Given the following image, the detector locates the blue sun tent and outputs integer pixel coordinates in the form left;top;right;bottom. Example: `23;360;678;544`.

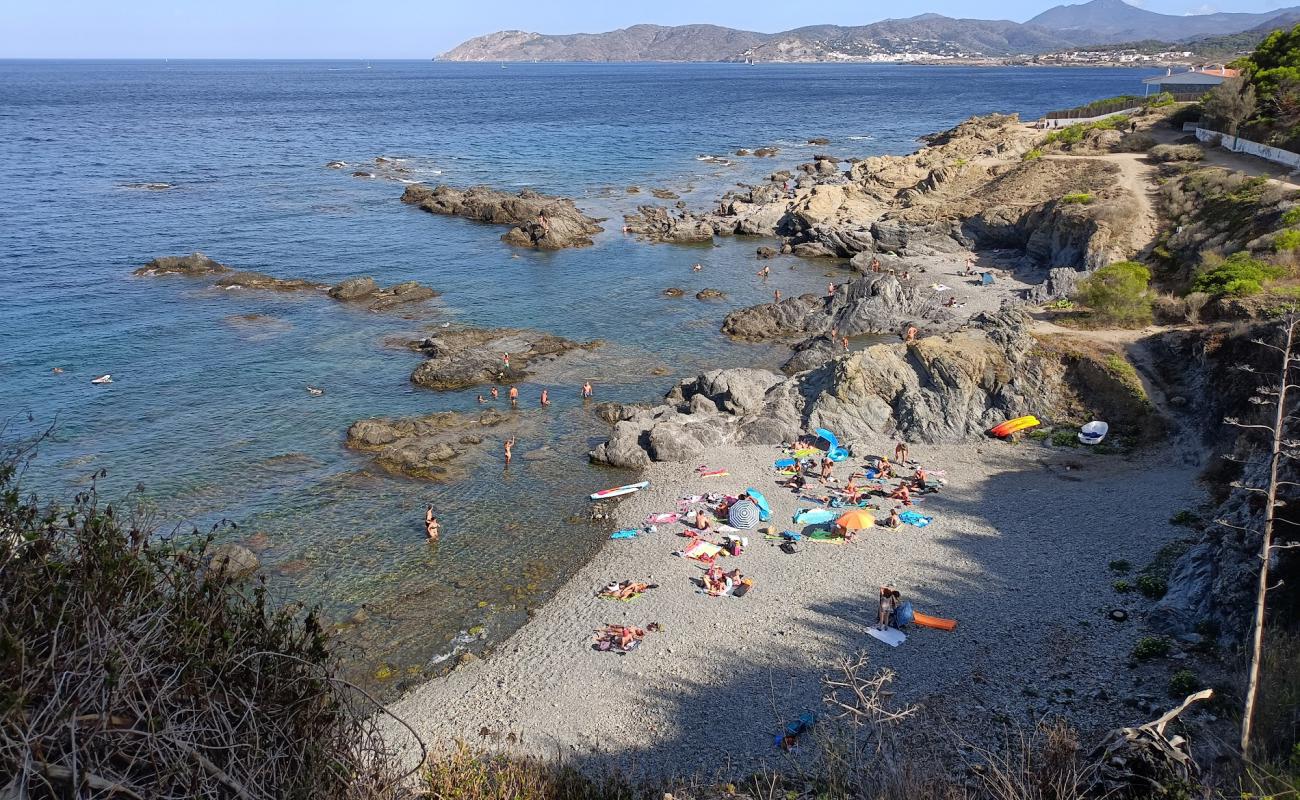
814;427;849;462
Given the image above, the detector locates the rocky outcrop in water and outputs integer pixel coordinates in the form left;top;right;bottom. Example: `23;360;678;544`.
346;409;510;480
622;206;714;244
133;252;231;277
328;277;439;310
400;184;603;250
409;327;600;391
721;274;948;342
214;272;327;292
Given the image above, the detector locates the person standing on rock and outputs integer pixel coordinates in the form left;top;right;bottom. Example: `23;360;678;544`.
903;325;918;343
582;381;593;399
841;336;849;351
540;389;550;407
827;283;836;297
508;386;519;407
536;212;550;233
870;257;881;273
502;352;510;369
504;437;515;465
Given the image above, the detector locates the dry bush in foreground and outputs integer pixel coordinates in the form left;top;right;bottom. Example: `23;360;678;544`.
0;441;420;799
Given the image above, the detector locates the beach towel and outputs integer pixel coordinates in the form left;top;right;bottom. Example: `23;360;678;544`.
610;529;639;540
867;626;907;648
898;510;933;528
680;539;724;562
930;283;952;291
645;512;679;525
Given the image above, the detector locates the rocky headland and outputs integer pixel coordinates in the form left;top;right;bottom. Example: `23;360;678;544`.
407;326;601;391
400;184;604;250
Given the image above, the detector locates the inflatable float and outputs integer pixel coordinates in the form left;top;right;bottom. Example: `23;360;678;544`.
988;415;1039;438
911;611;957;631
590;480;650;500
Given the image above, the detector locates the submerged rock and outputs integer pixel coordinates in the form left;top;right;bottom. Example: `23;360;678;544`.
214;272;327;292
409;326;600;391
400;184;603;250
133;252;231;277
695;288;726;300
208;543;260;580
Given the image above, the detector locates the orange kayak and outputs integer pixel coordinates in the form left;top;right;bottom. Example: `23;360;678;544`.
989;415;1039;438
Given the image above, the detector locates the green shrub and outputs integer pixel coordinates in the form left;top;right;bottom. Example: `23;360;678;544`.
1051;430;1080;447
1169;510;1198;526
1109;559;1133;574
1061;192;1094;205
1276;229;1300;252
1168;669;1200;697
1149;143;1203;162
1191;251;1286;296
1076;260;1154;327
1045;298;1075;310
1045;125;1086;146
1136;574;1168;599
1027;428;1051;440
1113;579;1133;593
1022;147;1044;161
1284;206;1300;226
1133;636;1172;660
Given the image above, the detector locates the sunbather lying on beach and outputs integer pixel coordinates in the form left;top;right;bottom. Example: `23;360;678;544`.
594;624;648;652
598;581;658;601
781;472;806;491
702;565;747;596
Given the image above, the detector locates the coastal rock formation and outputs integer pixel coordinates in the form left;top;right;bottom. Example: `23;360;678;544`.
701;114;1142;284
721;274;947;342
622;206;714;244
593;309;1165;468
408;327;600;391
328;277;439;310
400;184;603;250
214;272;327;292
133;252;231;277
346;409;509;479
695;288;725;300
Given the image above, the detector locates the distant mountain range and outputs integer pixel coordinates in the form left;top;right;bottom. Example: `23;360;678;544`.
438;0;1300;62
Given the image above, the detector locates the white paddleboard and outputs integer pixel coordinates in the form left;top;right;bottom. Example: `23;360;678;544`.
867;626;906;648
590;480;650;501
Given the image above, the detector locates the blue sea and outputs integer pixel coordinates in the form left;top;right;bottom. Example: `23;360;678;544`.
0;60;1154;691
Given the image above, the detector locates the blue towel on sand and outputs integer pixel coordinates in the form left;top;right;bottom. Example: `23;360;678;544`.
610;529;639;540
898;510;932;528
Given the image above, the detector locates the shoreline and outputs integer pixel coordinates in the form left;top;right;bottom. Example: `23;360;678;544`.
386;437;1202;777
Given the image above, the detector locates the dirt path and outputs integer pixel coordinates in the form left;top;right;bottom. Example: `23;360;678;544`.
1147;125;1300;191
1042;152;1160;257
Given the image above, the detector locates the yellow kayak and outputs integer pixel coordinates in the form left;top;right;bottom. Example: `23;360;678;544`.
989;415;1040;438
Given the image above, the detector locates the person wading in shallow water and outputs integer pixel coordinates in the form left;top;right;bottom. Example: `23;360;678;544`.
582;381;593;398
774;289;782;303
540;389;550;406
490;386;499;401
424;505;440;540
508;386;518;407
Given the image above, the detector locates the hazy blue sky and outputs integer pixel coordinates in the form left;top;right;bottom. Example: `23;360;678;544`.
1;0;1291;58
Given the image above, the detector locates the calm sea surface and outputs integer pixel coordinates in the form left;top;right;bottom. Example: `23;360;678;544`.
0;60;1154;691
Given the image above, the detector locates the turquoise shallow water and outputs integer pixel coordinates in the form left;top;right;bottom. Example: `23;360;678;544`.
0;60;1154;692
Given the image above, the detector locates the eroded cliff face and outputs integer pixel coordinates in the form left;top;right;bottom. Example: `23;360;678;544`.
701;114;1141;272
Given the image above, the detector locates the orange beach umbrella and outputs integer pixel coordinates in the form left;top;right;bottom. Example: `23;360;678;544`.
836;510;875;530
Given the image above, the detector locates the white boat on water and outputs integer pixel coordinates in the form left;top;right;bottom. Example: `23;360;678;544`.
90;374;112;385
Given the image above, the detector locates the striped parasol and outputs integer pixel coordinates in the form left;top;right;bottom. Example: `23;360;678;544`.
728;500;760;530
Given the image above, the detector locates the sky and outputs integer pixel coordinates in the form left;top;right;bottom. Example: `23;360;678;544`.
1;0;1294;59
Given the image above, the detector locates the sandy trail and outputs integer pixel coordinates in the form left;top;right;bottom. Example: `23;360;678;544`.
387;439;1199;779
